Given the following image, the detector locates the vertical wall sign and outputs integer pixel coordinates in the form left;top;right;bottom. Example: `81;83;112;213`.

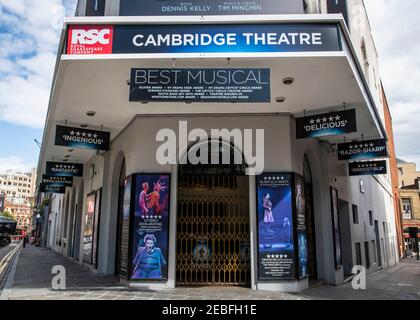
256;173;295;280
296;109;357;139
348;160;387;176
55;125;110;151
119;175;133;278
337;139;388;161
83;192;96;264
295;174;308;280
46;162;84;177
330;187;342;269
131;174;170;281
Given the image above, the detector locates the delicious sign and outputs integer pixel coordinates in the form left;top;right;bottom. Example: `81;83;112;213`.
349;160;387;176
338;139;387;161
55;125;110;151
130;68;270;102
296;109;357;139
46;162;84;177
67;24;341;55
120;0;304;16
42;175;73;187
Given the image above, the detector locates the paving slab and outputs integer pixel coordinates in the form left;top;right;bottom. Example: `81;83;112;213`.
3;246;420;300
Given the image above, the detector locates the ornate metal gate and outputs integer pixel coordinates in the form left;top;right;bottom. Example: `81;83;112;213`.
176;175;251;286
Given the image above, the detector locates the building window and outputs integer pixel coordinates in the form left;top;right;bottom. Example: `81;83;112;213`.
369;211;373;226
352;205;359;224
372;240;377;263
402;198;412;220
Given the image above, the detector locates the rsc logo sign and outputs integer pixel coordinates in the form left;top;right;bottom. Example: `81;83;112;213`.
71;28;112;45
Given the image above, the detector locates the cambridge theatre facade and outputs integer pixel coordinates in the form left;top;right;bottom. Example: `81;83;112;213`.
36;0;402;292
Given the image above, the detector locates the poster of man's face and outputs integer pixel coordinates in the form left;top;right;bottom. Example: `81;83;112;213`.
131;174;170;280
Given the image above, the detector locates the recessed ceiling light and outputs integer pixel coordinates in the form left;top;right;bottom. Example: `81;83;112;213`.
68;149;74;153
80;124;88;128
63;159;68;162
64;155;70;158
86;111;96;117
141;101;148;104
275;96;286;103
282;77;294;85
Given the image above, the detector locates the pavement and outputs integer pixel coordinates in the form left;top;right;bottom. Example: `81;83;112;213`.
1;245;420;300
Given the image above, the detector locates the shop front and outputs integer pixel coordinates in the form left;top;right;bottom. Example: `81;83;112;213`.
36;14;387;292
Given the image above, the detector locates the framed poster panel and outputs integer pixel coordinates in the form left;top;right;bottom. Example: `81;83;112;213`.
256;173;295;280
330;187;343;268
92;188;102;268
82;192;96;264
119;175;133;278
130;174;171;281
294;174;308;280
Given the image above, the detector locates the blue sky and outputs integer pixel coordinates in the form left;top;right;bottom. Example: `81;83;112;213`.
0;1;419;172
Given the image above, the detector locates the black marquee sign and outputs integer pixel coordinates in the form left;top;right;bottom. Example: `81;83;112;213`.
55;125;110;151
130;68;271;103
46;162;84;177
349;160;387;176
119;0;304;16
338;139;387;161
296;109;357;139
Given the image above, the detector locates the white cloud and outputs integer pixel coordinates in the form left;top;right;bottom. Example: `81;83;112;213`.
365;0;420;167
0;156;34;173
0;0;77;128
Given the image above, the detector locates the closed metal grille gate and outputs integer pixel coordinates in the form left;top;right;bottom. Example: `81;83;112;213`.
176;175;251;286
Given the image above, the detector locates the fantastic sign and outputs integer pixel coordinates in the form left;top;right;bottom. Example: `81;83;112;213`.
46;162;84;177
337;139;387;161
348;160;387;176
55;125;110;151
130;68;271;102
296;109;357;139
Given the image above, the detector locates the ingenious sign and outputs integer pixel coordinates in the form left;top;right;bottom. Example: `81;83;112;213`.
120;0;304;16
55;125;110;151
337;139;388;161
256;173;295;280
129;68;271;102
348;160;387;176
46;162;84;177
67;23;341;55
296;109;357;139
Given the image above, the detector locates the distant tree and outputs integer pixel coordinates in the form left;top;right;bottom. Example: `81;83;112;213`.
0;211;16;221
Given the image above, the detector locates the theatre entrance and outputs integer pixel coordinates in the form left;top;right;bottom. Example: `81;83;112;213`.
176;141;251;287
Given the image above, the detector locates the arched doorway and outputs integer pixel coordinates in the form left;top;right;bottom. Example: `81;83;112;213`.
303;155;318;282
176;139;251;287
115;159;126;275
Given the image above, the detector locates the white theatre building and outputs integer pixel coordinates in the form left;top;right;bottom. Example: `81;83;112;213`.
36;0;400;292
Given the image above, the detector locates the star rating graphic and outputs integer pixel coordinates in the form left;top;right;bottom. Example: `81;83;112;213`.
141;215;162;220
309;115;340;125
267;254;288;259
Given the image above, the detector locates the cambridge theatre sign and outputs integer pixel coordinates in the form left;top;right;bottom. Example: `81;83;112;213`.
66;23;342;55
